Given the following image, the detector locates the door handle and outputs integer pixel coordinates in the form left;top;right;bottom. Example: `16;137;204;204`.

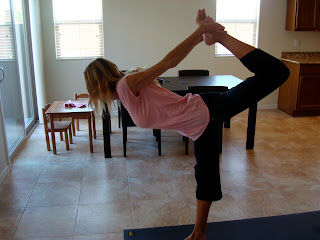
0;67;4;83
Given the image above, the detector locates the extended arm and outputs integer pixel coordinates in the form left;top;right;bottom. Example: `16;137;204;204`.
126;23;225;95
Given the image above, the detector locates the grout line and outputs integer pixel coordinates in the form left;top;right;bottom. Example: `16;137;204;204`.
11;152;48;239
72;152;88;236
165;155;194;224
125;157;136;229
233;135;301;215
254;165;301;214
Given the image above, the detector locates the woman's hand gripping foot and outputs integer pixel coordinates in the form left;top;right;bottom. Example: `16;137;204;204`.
196;9;227;45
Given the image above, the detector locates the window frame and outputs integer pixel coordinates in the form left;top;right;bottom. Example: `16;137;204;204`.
0;5;15;61
215;0;260;58
52;0;104;60
0;23;15;60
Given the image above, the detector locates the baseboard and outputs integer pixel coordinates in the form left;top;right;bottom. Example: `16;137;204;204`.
0;165;10;185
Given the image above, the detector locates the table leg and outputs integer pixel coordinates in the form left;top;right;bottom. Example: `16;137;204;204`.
103;108;112;158
65;130;69;150
50;115;57;154
92;112;96;139
88;114;93;153
72;118;76;136
69;126;73;144
246;103;257;149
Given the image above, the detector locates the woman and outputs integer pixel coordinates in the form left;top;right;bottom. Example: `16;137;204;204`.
84;10;289;240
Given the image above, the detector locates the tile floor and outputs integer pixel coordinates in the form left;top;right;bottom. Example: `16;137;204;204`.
0;109;320;239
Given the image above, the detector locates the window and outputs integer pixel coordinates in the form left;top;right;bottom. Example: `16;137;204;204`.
0;0;14;60
215;0;260;57
52;0;103;59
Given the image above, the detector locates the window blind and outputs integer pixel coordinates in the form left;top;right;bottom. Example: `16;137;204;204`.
52;0;103;59
0;6;15;60
215;0;260;57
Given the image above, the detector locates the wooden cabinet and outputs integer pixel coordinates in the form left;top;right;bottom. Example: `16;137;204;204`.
278;61;320;116
286;0;320;31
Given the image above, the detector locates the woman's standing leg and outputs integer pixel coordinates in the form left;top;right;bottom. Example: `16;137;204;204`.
186;33;289;240
186;120;222;240
185;200;212;240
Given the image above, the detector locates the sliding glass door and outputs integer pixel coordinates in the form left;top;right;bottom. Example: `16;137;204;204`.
12;0;37;131
0;80;10;181
0;0;37;156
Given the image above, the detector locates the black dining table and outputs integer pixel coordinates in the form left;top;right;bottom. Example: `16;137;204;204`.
102;75;257;158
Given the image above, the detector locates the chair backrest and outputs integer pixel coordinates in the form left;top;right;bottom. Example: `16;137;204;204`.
178;70;209;77
74;93;89;100
42;103;51;130
187;86;228;94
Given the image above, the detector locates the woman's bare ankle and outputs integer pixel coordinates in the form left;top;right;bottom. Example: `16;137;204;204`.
185;230;206;240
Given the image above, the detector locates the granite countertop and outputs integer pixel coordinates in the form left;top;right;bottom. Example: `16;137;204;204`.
281;52;320;64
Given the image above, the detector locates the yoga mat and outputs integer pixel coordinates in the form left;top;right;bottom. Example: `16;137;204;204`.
124;211;320;240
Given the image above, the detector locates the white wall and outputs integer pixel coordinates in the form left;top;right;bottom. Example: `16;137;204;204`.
39;0;320;109
29;0;47;123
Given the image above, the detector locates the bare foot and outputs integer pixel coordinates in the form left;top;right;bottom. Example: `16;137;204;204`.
196;10;226;46
184;232;206;240
203;16;226;45
196;9;212;45
196;9;207;25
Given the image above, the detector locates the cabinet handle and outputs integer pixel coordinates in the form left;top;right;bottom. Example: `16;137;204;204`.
0;67;4;83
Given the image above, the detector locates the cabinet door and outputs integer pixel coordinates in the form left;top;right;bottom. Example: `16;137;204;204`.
318;0;320;30
297;75;320;110
295;0;318;30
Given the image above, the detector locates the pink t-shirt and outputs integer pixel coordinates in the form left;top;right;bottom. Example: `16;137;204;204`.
116;77;210;141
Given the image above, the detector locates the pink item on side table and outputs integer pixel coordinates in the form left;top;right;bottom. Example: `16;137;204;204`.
64;100;86;108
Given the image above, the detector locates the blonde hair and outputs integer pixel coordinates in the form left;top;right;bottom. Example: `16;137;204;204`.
84;58;125;112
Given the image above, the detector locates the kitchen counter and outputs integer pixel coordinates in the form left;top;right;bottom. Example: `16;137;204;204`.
279;52;320;116
281;52;320;64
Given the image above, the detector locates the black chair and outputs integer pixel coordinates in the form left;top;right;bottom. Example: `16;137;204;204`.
178;70;209;154
117;70;128;128
120;102;161;157
185;86;228;155
117;100;122;128
178;69;209;76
